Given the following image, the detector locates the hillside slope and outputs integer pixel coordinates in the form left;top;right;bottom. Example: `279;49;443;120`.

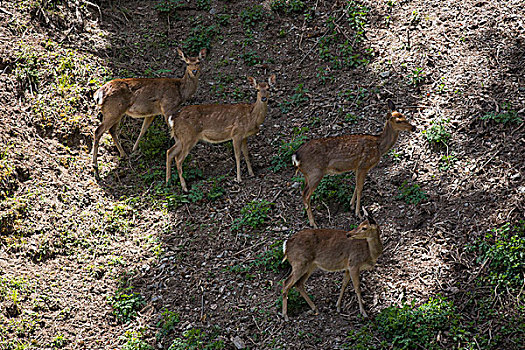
1;0;524;349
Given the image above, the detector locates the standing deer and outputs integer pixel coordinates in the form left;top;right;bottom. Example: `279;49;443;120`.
165;74;276;192
292;99;415;227
91;48;207;176
281;216;382;321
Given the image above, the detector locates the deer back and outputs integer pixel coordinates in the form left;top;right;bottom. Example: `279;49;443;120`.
285;229;371;272
295;134;383;175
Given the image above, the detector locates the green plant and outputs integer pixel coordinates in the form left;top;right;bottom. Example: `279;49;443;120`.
374;296;464;349
271;126;308;172
206;175;226;201
408;67;425;86
480;105;522;124
422;118;451;146
471;222;525;289
312;173;355;210
216;14;231;26
240;5;266;28
279;84;310;114
438;152;457;171
232;200;273;231
156;310;180;340
50;334;68;348
196;0;211;11
169;328;225;350
121;330;154;350
108;287;145;323
183;23;219;54
137;120;170;160
270;0;305;13
239;50;261;66
396;181;428;205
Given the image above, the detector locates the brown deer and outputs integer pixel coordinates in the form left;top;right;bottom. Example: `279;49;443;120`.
281;216;382;321
165;74;276;192
292;99;415;227
91;48;207;176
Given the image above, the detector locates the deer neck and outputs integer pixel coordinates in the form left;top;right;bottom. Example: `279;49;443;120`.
367;231;383;263
180;70;199;101
378;120;400;155
251;97;268;125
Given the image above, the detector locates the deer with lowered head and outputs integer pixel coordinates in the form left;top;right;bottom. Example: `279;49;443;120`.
91;48;207;176
165;74;276;192
292;99;416;227
281;215;382;321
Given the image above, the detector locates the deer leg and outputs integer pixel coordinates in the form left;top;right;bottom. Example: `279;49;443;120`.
241;138;254;177
303;171;324;228
108;124;128;159
354;170;368;218
166;141;182;185
132;116;155;152
295;270;318;315
232;137;243;183
350;170;358;209
336;270;352;313
350;266;368;318
282;266;314;321
175;142;195;193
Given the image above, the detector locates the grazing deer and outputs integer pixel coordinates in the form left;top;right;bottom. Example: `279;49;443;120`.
165;74;276;192
292;99;415;227
91;48;207;176
281;216;382;321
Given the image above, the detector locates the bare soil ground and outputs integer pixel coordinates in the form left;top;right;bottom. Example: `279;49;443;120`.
1;0;524;349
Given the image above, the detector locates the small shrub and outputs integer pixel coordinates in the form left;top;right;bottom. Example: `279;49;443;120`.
183;23;219;54
270;0;306;14
196;0;211;11
480;104;522;124
422;118;451;146
121;330;153;350
374;296;463;349
232;200;273;231
169;328;225;350
155;0;184;14
438;153;456;171
396;181;428;205
407;67;425;86
279;84;310;114
271;126;308;172
472;222;525;289
108;287;145;324
312;174;355;211
156;310;180;340
240;5;266;28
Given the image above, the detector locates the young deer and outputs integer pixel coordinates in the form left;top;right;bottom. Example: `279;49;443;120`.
281;216;382;321
293;99;415;227
165;74;276;192
91;48;207;176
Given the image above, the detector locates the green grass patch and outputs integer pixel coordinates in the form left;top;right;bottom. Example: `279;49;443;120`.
396;181;428;205
108;287;145;324
232;200;273;232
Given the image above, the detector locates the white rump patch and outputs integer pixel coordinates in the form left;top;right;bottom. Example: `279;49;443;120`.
282;239;287;255
168;115;175;128
94;89;104;105
292;154;299;167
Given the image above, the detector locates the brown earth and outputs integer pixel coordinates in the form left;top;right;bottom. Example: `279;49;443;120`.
0;0;524;349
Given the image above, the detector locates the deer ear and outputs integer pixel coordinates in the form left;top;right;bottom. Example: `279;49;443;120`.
199;48;207;60
387;99;396;112
247;76;257;88
177;48;188;63
268;74;276;87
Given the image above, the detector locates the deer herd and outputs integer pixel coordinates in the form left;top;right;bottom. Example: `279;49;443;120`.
92;48;416;321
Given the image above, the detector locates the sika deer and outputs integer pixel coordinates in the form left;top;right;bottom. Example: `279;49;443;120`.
293;99;415;227
92;48;207;176
281;216;382;321
166;74;276;192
